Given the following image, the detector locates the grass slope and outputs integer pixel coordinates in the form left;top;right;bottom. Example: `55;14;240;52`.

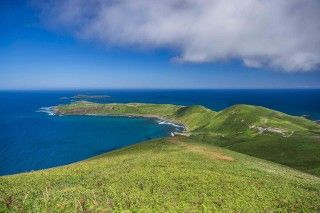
196;104;320;175
1;136;320;212
55;102;320;175
54;102;217;131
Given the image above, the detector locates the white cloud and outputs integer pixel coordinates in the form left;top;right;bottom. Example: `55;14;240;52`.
33;0;320;72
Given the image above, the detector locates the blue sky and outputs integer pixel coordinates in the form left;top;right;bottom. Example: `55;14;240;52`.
1;0;320;89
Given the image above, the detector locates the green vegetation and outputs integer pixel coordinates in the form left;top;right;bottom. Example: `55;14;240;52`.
55;102;320;175
1;136;320;212
1;102;320;211
54;102;215;131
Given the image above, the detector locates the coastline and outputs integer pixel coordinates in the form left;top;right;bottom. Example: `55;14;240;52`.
37;104;189;135
55;111;188;133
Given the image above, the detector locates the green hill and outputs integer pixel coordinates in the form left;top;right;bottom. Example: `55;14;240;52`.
194;104;320;175
174;105;217;131
1;136;320;212
54;102;320;176
203;104;319;135
1;102;320;211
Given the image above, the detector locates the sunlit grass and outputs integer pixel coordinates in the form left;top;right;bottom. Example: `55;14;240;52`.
1;137;320;212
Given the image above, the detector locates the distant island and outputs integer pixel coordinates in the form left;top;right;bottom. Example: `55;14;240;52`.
71;94;111;99
58;97;69;100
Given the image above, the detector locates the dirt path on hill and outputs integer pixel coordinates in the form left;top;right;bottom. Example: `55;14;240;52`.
168;137;234;161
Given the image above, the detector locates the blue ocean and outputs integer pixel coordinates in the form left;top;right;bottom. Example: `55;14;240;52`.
0;89;319;175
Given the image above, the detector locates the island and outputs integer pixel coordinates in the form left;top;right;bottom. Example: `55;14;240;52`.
71;94;111;99
1;102;320;212
58;97;69;100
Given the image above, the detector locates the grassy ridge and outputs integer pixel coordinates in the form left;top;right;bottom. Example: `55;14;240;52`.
1;136;320;212
54;102;217;131
55;102;320;175
203;104;319;135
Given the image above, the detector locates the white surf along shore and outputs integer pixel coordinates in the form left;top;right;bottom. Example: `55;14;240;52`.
37;107;55;116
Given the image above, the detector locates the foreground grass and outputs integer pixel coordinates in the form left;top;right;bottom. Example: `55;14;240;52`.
1;136;320;212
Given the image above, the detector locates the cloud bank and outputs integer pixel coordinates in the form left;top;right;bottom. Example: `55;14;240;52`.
34;0;320;72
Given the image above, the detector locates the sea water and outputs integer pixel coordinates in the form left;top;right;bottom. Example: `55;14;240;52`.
0;89;319;175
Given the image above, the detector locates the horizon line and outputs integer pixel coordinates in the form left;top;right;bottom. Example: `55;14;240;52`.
1;87;320;91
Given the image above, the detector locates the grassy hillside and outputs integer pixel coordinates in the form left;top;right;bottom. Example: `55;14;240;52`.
1;136;320;212
55;102;320;175
202;104;319;135
54;102;217;131
175;105;216;131
195;104;320;175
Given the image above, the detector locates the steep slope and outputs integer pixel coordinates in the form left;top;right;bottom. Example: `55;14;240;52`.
174;105;217;131
1;137;320;212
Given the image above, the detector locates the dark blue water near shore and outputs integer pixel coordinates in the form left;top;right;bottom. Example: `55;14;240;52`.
0;89;319;175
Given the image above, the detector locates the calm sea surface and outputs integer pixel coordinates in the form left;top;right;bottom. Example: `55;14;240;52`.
0;89;319;175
